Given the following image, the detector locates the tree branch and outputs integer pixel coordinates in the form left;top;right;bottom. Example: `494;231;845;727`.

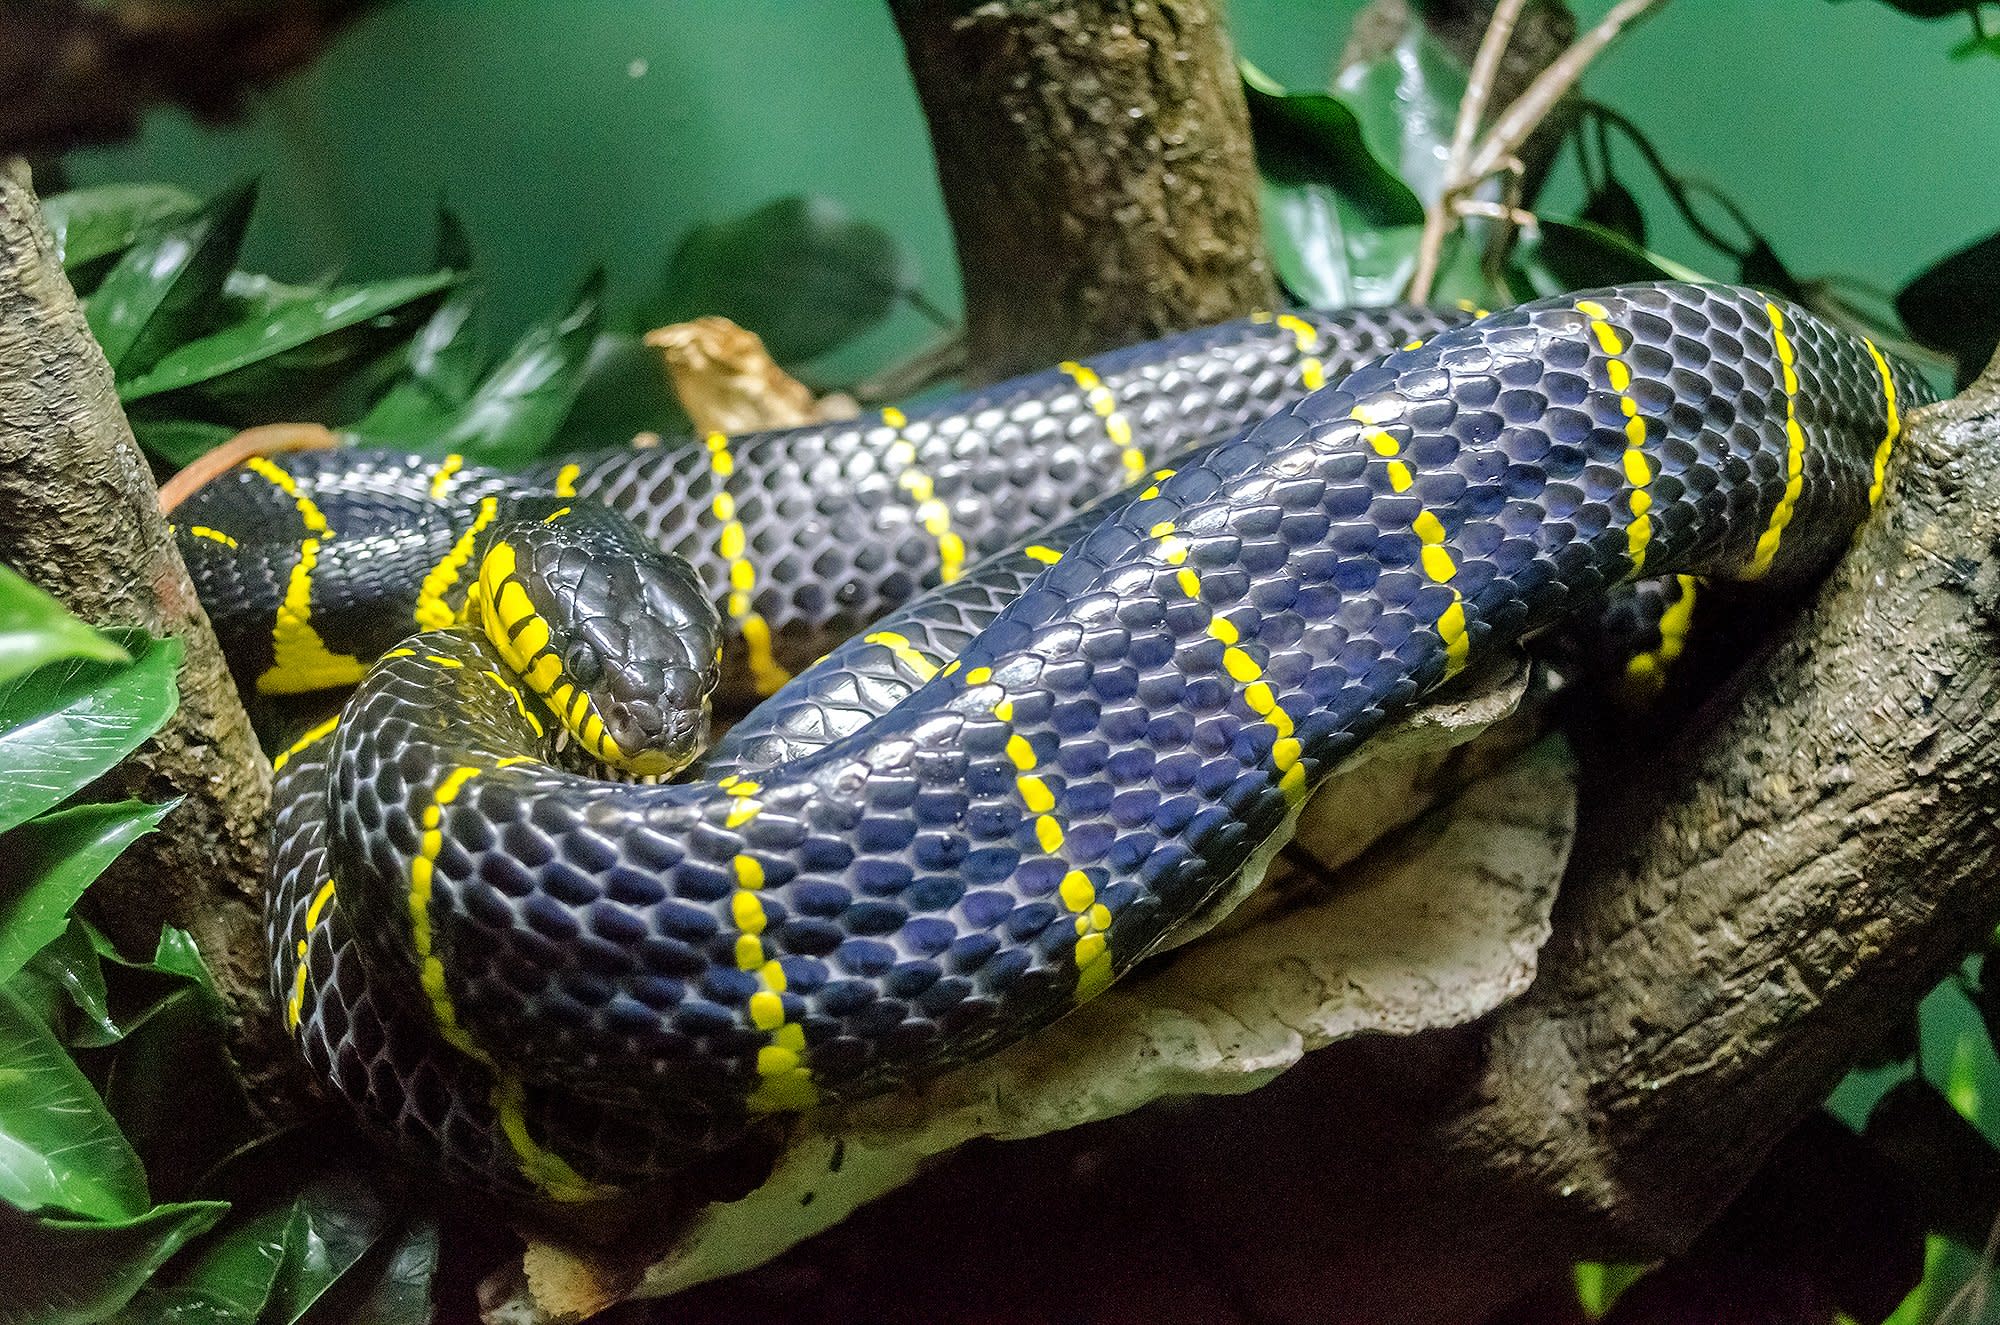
0;161;304;1121
1407;0;1668;301
890;0;1277;383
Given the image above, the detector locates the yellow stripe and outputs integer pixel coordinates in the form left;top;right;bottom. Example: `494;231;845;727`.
553;463;581;498
1023;544;1062;565
1576;300;1655;571
245;457;329;534
882;418;967;584
188;525;237;549
271;714;340;772
863;631;940;682
1158;523;1309;808
706;432;790;694
414;496;501;631
1575;300;1656;571
1863;337;1901;508
728;829;816;1112
402;757;605;1199
1624;574;1699;690
981;679;1111;1000
259;538;369;693
1351;407;1470;674
1746;302;1808;578
428;454;464;500
1275;313;1327;391
285;879;339;1031
1059;361;1147;483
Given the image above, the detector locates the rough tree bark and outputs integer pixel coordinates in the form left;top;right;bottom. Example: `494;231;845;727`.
0;161;303;1117
890;0;1278;383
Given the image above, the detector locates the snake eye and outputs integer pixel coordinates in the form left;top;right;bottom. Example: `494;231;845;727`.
563;641;603;686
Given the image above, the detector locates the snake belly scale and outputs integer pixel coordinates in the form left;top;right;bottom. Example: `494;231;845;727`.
208;284;1926;1201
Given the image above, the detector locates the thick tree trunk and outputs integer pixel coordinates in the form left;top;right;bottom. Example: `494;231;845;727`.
891;0;1278;383
0;161;302;1118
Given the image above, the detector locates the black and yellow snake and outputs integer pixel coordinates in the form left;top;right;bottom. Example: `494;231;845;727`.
175;283;1927;1202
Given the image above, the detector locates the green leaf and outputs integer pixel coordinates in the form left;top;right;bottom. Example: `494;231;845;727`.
0;1199;229;1325
85;183;258;378
0;564;128;690
1897;228;2000;389
1330;23;1465;209
103;934;251;1201
1260;177;1421;309
118;270;461;408
649;195;915;365
263;1168;398;1324
131;418;240;470
0;630;181;836
25;919;215;1050
557;332;688;452
1241;60;1425;229
357;271;603;467
333;1214;438;1325
41;185;201;291
353;209;487;443
115;1200;297;1325
0;982;148;1219
0;802;171;987
1514;216;1709;298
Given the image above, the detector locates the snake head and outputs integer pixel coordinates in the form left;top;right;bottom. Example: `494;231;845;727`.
476;505;722;778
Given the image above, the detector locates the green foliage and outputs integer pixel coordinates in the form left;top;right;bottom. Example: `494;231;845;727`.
646;194;918;366
0;572;434;1321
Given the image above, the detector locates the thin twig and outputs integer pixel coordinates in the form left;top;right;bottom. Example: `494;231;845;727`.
1465;0;1669;184
1405;0;1671;304
1408;0;1527;303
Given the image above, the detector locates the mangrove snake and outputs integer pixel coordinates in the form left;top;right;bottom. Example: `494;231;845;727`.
175;283;1928;1202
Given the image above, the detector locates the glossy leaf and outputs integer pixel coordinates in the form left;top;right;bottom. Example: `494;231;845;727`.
558;331;689;451
332;1214;439;1325
116;1200;298;1325
0;564;127;690
1241;60;1425;229
355;211;487;439
118;270;460;406
130;417;239;469
0;1200;228;1325
0;982;147;1220
358;271;603;467
41;185;201;291
24;916;213;1055
1260;178;1421;309
1897;228;2000;388
104;933;251;1201
649;196;915;365
1330;23;1464;209
263;1168;399;1324
0;630;181;836
1514;216;1708;298
85;183;257;377
0;802;171;988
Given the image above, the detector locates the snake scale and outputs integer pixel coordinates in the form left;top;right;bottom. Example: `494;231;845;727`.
175;283;1928;1202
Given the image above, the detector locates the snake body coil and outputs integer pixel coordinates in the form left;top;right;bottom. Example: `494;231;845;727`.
187;284;1928;1201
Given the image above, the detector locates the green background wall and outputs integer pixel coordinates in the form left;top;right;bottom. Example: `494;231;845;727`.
63;0;2000;378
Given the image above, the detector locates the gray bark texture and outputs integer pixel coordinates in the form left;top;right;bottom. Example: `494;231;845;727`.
891;0;1278;383
0;161;303;1119
657;371;2000;1323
